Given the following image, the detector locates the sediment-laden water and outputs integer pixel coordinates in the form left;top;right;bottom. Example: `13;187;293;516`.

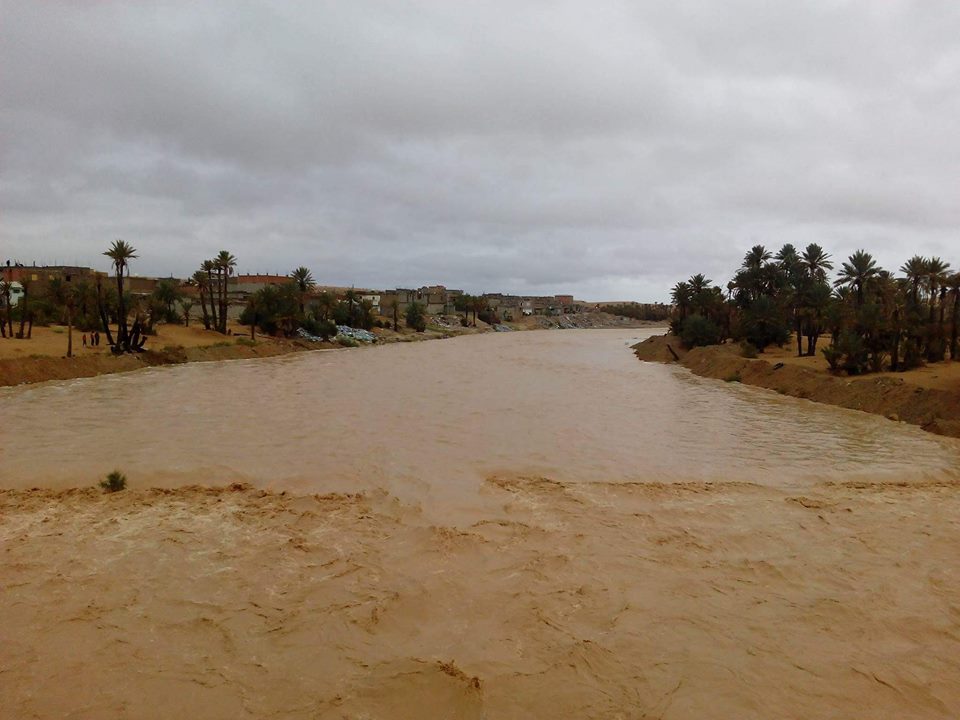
1;329;958;503
3;330;959;718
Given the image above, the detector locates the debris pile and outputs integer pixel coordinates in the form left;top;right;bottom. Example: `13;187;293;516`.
336;326;377;343
295;328;327;342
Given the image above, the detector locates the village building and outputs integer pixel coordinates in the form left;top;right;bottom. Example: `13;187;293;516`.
1;281;24;307
383;286;460;315
2;264;107;298
231;274;288;302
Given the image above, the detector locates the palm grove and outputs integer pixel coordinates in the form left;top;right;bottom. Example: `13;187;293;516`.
670;244;960;374
0;240;429;354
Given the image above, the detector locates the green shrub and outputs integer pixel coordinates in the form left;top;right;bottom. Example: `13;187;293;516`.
301;316;337;340
822;344;842;371
679;315;722;348
236;337;256;347
741;296;791;350
100;470;127;493
739;341;758;358
405;302;427;332
337;335;359;347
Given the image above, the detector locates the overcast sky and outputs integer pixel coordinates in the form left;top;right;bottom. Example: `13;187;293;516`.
2;1;959;301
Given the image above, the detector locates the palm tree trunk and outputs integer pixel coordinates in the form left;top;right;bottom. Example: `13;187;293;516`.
199;287;210;329
938;292;948;361
4;290;11;337
115;269;127;350
951;291;960;361
96;278;116;347
219;271;228;334
206;270;218;329
17;283;28;338
67;302;73;358
795;309;802;357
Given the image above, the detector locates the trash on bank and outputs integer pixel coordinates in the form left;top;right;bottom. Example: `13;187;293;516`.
336;326;377;343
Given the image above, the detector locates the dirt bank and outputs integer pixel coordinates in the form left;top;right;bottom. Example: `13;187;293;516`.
0;340;314;388
634;334;960;439
2;477;958;719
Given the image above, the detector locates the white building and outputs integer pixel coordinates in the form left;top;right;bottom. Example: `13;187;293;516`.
3;281;24;307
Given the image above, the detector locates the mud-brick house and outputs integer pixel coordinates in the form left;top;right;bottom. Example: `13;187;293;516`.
231;274;288;302
3;264;106;298
387;286;458;315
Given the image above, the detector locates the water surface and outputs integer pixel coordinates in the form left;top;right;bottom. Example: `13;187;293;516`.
2;329;958;507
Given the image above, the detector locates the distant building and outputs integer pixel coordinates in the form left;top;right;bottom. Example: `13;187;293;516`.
116;276;162;296
232;274;289;300
386;286;458;315
2;264;106;298
359;293;381;313
1;281;24;307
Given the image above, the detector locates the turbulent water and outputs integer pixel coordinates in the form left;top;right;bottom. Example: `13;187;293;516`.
2;329;958;504
4;329;960;718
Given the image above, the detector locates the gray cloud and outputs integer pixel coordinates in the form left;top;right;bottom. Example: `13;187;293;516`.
2;0;959;299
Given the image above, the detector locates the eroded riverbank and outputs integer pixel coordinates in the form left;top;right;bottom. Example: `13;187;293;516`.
633;333;960;439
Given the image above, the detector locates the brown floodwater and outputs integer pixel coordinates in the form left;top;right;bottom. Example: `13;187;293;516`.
3;329;960;718
2;329;959;505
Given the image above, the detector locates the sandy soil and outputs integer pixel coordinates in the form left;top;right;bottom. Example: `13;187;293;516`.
0;323;253;361
635;334;960;438
1;477;958;719
760;339;960;392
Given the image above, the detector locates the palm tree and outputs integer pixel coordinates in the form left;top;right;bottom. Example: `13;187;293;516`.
65;281;82;357
670;281;693;322
202;260;218;329
803;281;833;356
154;279;182;319
471;295;486;325
734;246;775;303
948;273;960;361
688;273;711;294
191;270;211;329
103;240;138;349
290;267;315;316
181;300;195;327
926;257;951;318
458;293;473;323
801;244;833;282
834;250;879;307
688;274;711;316
343;287;359;326
744;245;772;271
214;250;236;334
0;281;10;338
16;279;30;339
314;291;336;322
899;255;928;306
775;244;800;266
925;257;951;360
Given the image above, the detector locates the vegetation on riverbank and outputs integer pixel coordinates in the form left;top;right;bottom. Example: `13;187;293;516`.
634;333;960;439
670;245;960;375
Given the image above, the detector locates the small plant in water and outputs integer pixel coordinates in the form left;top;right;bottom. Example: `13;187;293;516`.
100;470;127;493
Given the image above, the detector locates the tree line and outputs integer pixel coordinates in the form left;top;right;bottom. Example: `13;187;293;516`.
671;244;960;374
0;242;434;354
